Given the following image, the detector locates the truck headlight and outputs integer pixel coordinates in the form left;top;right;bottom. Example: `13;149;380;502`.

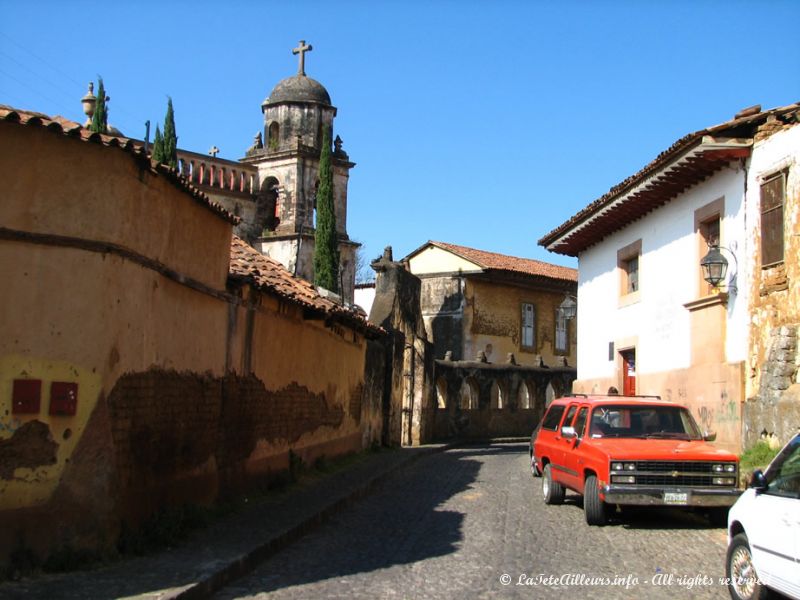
611;462;636;471
712;477;735;486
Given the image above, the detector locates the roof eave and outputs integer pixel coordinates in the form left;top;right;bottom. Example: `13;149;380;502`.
539;136;752;256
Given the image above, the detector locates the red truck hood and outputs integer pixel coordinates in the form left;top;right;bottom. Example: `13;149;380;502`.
589;438;738;461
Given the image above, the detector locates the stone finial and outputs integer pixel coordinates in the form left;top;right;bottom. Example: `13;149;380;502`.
334;135;343;152
534;355;545;367
557;356;569;367
476;351;488;363
81;82;96;119
370;246;394;273
507;353;517;365
444;350;453;361
254;132;263;148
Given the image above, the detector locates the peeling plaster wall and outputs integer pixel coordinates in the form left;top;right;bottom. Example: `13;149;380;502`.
463;278;577;368
743;123;800;447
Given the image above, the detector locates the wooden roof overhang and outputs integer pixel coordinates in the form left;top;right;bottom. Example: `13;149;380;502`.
539;136;752;257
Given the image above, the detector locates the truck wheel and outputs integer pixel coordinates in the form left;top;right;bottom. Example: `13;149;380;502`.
726;533;768;600
530;449;541;477
542;464;564;505
583;474;606;525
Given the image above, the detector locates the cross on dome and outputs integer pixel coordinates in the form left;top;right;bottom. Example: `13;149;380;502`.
292;40;312;76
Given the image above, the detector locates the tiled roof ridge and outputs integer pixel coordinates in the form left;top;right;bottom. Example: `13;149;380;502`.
429;240;578;281
539;101;800;246
229;235;382;335
0;104;238;225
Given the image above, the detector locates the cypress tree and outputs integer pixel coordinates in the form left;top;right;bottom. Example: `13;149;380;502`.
152;125;165;164
89;77;108;134
314;125;340;293
162;97;178;168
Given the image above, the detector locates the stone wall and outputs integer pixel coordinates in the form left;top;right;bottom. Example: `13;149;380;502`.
743;325;800;448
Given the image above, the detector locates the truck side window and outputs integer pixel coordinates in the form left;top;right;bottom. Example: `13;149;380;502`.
574;407;588;438
541;405;566;431
563;405;578;427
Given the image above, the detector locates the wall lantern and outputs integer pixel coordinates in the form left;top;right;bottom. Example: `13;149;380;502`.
700;244;738;294
558;295;578;320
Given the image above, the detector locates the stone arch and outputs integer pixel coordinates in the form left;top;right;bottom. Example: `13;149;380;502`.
436;377;447;409
460;378;479;410
247;176;280;241
268;121;280;150
545;382;556;407
490;380;505;409
517;380;532;409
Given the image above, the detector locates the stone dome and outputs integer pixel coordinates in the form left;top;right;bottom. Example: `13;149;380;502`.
264;75;331;107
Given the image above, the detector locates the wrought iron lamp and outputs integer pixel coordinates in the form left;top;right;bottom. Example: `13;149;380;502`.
700;244;738;294
558;295;578;320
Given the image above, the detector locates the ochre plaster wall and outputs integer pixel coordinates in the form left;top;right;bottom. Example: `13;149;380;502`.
464;279;576;368
0;124;377;567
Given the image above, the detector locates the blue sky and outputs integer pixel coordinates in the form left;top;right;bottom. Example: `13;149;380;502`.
2;1;798;269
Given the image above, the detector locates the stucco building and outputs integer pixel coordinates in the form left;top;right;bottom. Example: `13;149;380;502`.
403;241;578;368
539;102;800;452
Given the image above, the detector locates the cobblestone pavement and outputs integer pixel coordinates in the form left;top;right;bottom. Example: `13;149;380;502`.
213;443;731;600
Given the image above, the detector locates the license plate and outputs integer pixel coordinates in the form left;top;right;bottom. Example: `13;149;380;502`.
664;492;689;505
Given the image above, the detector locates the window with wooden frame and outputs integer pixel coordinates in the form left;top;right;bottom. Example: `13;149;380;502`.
760;171;786;268
521;302;536;350
617;239;642;305
694;198;724;297
554;308;569;355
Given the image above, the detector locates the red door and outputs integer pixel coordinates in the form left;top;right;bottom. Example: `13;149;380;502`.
621;350;636;396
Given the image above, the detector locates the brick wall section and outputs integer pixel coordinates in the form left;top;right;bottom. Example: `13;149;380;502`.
108;369;348;509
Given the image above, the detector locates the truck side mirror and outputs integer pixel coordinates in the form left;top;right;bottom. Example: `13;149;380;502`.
561;426;577;439
703;430;717;442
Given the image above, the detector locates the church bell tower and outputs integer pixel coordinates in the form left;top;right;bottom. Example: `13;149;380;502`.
242;41;358;304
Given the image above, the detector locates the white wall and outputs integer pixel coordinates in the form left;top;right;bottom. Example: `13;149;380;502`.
576;165;748;380
407;246;481;275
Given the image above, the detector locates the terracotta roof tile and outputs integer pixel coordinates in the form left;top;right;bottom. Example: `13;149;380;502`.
229;235;382;335
0;104;238;225
426;241;577;282
539;102;800;254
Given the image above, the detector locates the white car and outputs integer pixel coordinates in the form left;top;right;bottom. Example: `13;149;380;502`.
726;432;800;600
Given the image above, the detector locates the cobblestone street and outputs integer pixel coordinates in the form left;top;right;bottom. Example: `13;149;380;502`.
214;443;730;600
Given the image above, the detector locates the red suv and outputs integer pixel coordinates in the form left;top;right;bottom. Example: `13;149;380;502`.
533;394;741;525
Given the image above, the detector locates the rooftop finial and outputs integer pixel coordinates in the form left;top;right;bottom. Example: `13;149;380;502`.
292;40;312;76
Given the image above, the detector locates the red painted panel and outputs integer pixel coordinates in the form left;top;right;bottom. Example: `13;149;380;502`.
50;382;78;416
12;379;41;414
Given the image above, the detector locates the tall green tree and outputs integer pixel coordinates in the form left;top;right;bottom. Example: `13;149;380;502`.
151;125;165;164
162;97;178;168
314;125;340;293
89;77;108;134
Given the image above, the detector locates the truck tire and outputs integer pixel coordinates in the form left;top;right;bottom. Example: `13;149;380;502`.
543;464;565;505
584;474;606;525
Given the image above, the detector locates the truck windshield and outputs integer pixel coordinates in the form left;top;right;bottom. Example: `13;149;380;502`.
589;405;702;440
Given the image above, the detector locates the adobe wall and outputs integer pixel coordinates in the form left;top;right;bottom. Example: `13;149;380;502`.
0;124;380;568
